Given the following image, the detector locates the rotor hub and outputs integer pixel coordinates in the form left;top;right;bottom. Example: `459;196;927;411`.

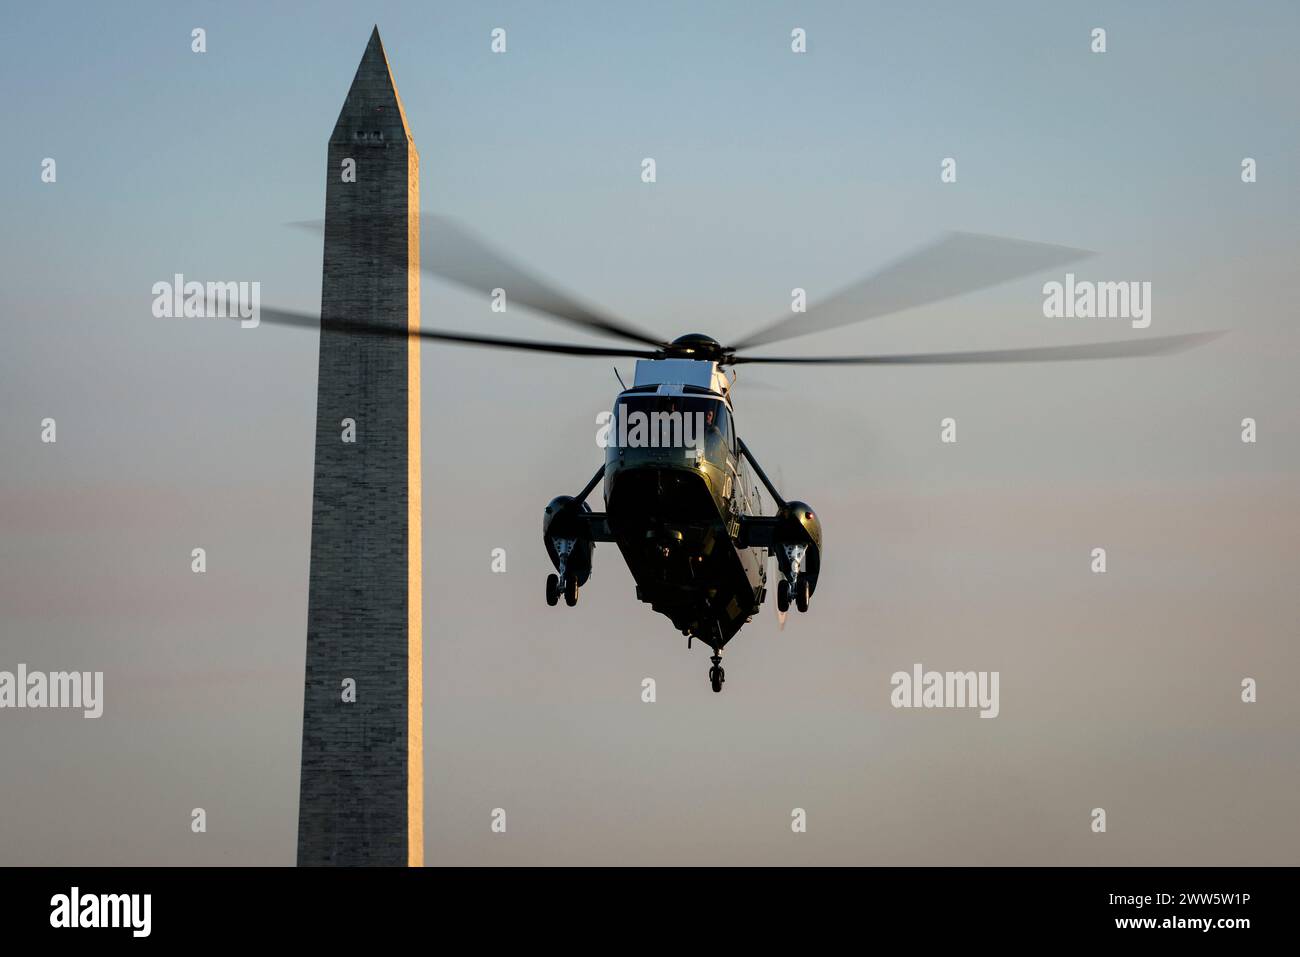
666;333;730;363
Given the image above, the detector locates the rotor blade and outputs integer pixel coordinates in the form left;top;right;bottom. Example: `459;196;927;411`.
289;217;668;348
730;332;1223;365
253;306;661;359
728;232;1093;351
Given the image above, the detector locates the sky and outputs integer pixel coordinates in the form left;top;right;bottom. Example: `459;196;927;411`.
1;0;1297;865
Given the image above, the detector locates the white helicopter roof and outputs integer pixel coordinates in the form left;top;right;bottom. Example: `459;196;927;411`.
632;358;728;396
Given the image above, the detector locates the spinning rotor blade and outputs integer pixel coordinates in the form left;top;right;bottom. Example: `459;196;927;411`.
290;217;668;349
730;332;1223;365
251;306;661;359
728;233;1093;351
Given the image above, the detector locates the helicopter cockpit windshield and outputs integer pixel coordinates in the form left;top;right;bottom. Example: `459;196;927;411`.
610;394;733;468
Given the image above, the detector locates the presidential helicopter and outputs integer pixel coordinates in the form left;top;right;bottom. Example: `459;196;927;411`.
262;218;1219;692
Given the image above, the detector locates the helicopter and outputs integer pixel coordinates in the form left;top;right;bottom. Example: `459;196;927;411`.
541;335;819;694
260;218;1220;692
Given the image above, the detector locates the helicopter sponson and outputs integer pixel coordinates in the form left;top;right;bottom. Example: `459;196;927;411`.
542;495;600;607
743;499;822;615
773;500;822;590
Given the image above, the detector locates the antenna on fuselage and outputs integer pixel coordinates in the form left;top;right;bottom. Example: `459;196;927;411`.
614;366;627;390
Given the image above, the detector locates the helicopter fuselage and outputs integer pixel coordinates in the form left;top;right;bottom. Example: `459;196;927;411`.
604;360;765;645
543;356;822;656
603;415;768;647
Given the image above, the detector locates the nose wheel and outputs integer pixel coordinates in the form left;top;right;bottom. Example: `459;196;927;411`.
708;653;725;693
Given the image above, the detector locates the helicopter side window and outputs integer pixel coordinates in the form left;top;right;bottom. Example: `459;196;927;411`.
695;400;732;461
711;402;734;453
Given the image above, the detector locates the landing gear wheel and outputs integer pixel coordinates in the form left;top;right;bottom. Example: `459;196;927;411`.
776;579;790;613
795;578;810;613
564;576;579;607
708;655;724;693
545;574;559;607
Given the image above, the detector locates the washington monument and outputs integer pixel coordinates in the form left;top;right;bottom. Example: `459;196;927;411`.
297;28;423;867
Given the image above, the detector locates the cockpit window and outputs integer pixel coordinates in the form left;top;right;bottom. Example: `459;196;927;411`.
612;395;732;458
